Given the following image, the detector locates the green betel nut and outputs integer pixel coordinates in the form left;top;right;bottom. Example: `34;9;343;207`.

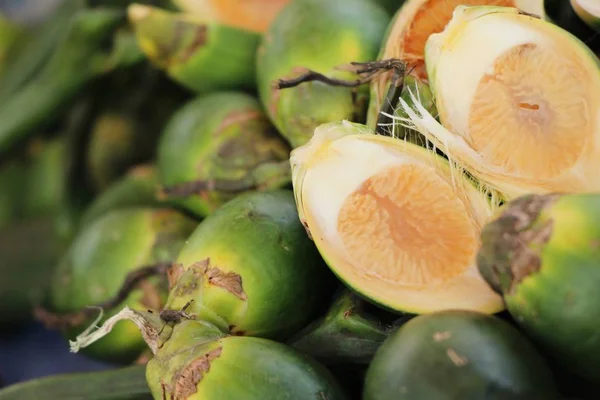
49;207;197;363
256;0;390;148
157;91;291;218
164;190;335;340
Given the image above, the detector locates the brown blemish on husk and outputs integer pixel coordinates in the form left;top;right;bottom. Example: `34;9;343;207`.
172;347;223;399
173;260;207;296
343;308;355;319
301;219;313;240
161;381;173;400
433;331;451;342
206;267;248;301
446;348;468;367
215;110;262;137
227;325;247;336
168;263;185;290
318;391;330;400
153;20;184;67
480;194;560;295
180;25;207;63
175;259;248;300
128;164;154;179
509;219;553;289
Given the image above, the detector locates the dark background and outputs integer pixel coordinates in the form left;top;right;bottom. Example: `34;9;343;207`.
0;321;115;386
0;0;114;387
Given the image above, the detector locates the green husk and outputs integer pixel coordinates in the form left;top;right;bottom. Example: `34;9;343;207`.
288;290;409;366
364;310;559;400
163;190;336;340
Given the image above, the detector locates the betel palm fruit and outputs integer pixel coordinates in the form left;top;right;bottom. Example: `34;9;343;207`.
397;5;600;200
69;313;349;399
366;0;542;135
49;207;197;363
145;322;349;400
162;190;335;340
256;0;390;148
170;0;290;33
157;91;291;219
363;310;559;400
290;120;503;315
477;193;600;384
127;3;261;93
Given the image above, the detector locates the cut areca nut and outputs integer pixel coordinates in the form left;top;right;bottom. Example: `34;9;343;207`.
395;5;600;200
290;120;504;314
368;0;543;136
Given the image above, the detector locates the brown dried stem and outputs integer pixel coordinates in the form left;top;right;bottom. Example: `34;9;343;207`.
274;58;406;90
274;59;412;136
34;262;172;330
